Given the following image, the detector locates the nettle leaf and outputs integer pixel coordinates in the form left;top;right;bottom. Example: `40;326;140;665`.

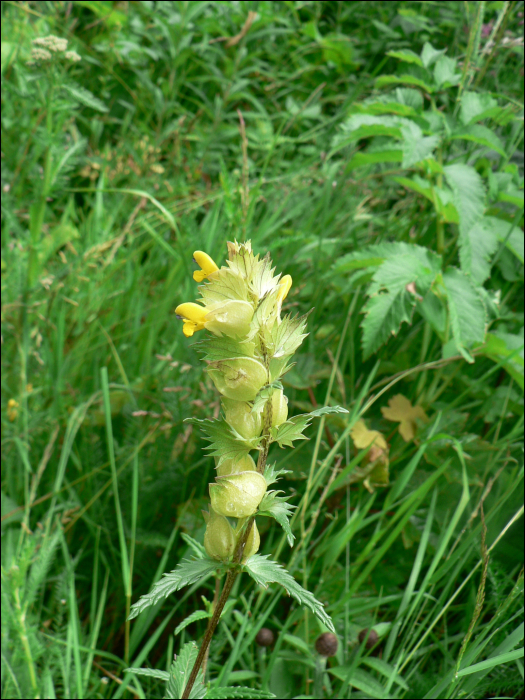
195;336;257;363
361;290;414;359
270;406;348;448
333;241;424;274
400;122;440;168
206;687;276;699
443;267;486;363
258;491;296;547
185;417;261;466
174;609;211;636
367;247;442;296
244;555;335;632
433;55;460;88
444;164;486;237
165;641;205;700
449;124;506;157
125;667;169;682
459;215;501;285
263;463;292;486
421;42;446;68
460;91;499;125
128;559;221;620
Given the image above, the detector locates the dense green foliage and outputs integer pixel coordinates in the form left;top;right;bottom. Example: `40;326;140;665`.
1;2;523;698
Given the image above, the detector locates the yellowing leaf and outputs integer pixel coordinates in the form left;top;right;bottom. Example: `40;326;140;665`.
381;394;428;441
350;420;389;490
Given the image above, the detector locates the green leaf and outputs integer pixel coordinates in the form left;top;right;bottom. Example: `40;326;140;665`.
165;641;206;699
174;610;211;636
269;313;309;359
449;124;506;157
263;463;292;486
124;667;169;682
206;687;276;699
185;417;261;466
309;405;349;418
368;247;442;296
243;555;335;632
328;667;392;698
444;164;486;236
333;242;414;274
181;532;207;559
258;491;296;546
270;415;310;448
361;291;414;359
320;33;355;67
442;268;486;363
421;42;446;68
375;74;434;93
62;83;109;112
456;648;524;677
458;215;501;285
195;337;256;363
251;382;283;415
433;55;460;88
401;123;440;168
346;149;403;170
128;559;221;620
361;658;409;690
460;91;499;125
481;331;524;389
386;49;423;66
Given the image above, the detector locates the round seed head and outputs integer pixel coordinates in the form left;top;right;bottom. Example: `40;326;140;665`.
315;632;338;657
256;628;274;647
358;628;379;649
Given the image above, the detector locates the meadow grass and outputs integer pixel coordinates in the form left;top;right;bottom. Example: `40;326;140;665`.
1;2;524;698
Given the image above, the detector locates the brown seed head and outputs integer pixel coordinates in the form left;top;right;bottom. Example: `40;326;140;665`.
315;632;338;657
358;628;379;649
256;628;274;647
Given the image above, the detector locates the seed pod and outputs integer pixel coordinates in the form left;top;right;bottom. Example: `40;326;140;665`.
210;471;267;518
204;300;254;339
203;507;235;561
270;389;288;428
358;628;378;649
223;398;262;439
216;454;257;477
241;520;260;562
207;357;268;402
256;628;275;647
315;632;338;657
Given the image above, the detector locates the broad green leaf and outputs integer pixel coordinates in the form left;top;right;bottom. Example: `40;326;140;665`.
433;55;460;88
401;122;440;168
361;290;414;359
346;149;403;170
128;559;221;620
392;175;435;204
258;491;296;546
243;555;335;632
481;331;524;389
421;42;446;68
442;268;486;363
62;83;109;112
449;124;506;157
375;74;434;93
368;248;442;296
333;242;417;273
444;164;486;236
165;641;205;699
460;91;499;125
321;33;355;67
386;49;423;66
206;687;276;699
458;215;501;285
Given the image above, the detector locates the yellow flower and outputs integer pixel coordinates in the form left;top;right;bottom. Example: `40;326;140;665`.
277;274;292;303
7;399;19;422
175;302;207;337
193;250;219;283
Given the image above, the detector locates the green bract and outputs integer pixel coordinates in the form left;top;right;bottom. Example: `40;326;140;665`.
209;471;267;518
222;398;262;439
207;357;268;402
203;507;235;561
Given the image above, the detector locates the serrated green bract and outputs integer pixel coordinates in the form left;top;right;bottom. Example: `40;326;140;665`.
165;641;206;699
128;558;222;620
258;491;296;546
443;267;486;363
269;313;309;359
185;417;261;467
243;555;335;633
195;336;257;363
205;687;276;699
263;463;292;486
251;381;283;415
175;610;211;636
270;406;349;448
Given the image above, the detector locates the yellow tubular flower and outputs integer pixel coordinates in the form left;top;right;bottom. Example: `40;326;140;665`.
193;251;219;282
175;302;207;337
277;274;292;303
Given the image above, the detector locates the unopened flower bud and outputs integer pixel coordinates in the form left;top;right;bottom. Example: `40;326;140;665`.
203;507;235;561
358;628;378;649
208;357;267;402
315;632;338;657
223;398;262;439
216;454;257;477
270;389;288;428
210;471;267;518
240;520;260;562
256;628;275;647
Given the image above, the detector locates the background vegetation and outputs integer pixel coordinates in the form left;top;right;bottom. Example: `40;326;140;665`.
1;1;523;698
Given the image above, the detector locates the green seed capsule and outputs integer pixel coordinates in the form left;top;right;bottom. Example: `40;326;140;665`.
207;357;268;402
216;454;257;477
241;520;260;562
210;471;267;518
203;507;235;561
222;398;262;439
271;389;288;428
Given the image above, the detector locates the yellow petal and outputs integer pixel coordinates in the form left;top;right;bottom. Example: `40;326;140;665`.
277;274;292;303
193;250;218;282
175;302;208;324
